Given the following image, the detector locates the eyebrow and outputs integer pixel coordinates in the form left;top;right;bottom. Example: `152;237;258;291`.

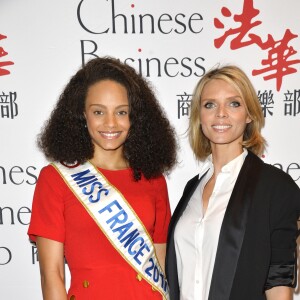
226;96;243;101
201;95;242;101
88;104;129;109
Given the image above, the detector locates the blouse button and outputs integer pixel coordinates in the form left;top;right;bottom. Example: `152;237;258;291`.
82;280;90;288
70;295;76;300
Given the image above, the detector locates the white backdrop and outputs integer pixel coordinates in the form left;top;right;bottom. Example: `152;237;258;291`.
1;0;300;299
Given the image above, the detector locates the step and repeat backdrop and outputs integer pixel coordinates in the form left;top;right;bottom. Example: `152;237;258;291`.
1;0;300;299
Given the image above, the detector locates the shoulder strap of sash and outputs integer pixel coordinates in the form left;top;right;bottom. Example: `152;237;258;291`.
52;161;170;300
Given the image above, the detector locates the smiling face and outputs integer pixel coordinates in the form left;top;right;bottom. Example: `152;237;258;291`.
84;80;130;157
200;79;252;153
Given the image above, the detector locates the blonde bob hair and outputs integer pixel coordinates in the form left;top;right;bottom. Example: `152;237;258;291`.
189;65;266;160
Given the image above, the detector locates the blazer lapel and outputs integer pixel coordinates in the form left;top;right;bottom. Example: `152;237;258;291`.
208;152;263;300
170;174;202;229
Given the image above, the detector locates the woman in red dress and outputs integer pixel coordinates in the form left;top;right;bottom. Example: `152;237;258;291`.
28;57;177;300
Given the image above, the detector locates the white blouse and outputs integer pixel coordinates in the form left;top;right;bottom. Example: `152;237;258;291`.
174;149;248;300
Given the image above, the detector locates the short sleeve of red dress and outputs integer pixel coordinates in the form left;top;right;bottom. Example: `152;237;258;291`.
151;175;171;244
28;165;65;243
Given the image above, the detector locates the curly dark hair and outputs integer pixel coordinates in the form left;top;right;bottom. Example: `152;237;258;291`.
38;56;177;180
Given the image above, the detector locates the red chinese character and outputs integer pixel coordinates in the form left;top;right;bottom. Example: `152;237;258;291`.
0;34;14;76
252;30;300;91
214;0;262;49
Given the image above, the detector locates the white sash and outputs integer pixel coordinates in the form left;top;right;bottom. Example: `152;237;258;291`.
52;161;170;300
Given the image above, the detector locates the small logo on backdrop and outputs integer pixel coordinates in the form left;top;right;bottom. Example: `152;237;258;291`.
214;0;300;91
257;90;274;117
177;92;192;119
283;89;300;117
0;91;18;119
0;34;14;76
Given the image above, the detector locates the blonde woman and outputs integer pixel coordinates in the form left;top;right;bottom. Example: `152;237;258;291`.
166;65;300;300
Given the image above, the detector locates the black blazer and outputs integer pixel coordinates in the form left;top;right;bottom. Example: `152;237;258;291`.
166;151;300;300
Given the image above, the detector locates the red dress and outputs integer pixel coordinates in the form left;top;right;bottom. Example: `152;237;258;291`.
28;165;171;300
